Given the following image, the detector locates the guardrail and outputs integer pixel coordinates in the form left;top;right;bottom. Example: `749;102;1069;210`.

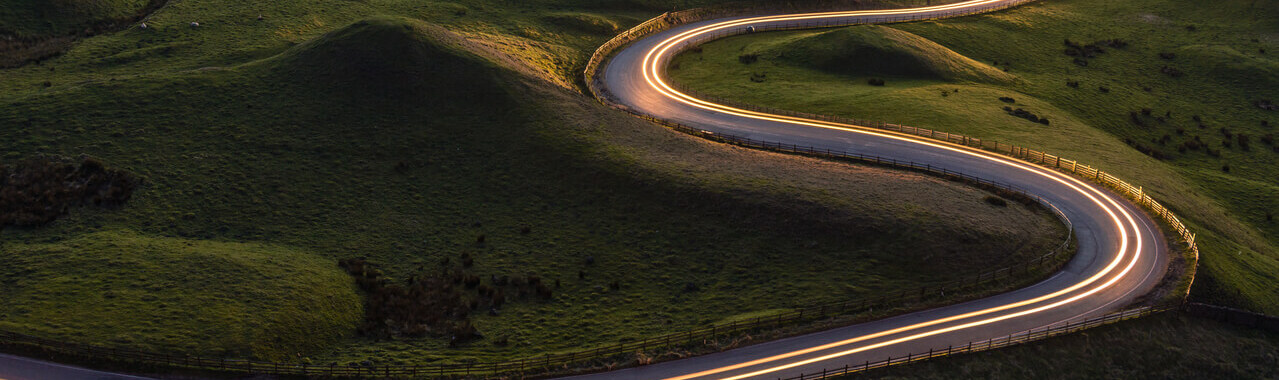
773;306;1171;379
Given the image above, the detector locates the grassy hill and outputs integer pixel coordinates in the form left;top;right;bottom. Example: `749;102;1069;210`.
0;0;157;38
669;0;1279;314
755;25;1016;83
0;5;1066;366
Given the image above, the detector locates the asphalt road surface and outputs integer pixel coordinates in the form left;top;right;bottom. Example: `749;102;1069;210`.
565;1;1170;379
0;1;1169;379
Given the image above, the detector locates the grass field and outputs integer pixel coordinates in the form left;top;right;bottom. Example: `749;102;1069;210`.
669;0;1279;314
0;0;1069;365
852;312;1279;379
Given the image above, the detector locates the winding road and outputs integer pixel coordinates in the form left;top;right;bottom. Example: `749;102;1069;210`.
0;1;1171;379
567;0;1170;379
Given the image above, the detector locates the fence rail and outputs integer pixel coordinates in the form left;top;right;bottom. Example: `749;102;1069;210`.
774;306;1171;380
0;183;1073;378
582;0;1197;306
0;1;1199;379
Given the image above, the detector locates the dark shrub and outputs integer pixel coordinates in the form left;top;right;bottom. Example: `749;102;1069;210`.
867;77;886;86
1;156;139;228
535;283;553;299
1238;134;1251;151
1099;86;1110;93
1003;107;1049;125
738;53;758;64
1159;52;1177;60
984;196;1008;207
999;97;1016;103
1160;66;1184;77
1067;80;1080;88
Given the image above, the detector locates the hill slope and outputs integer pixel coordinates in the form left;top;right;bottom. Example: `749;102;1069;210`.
0;14;1067;364
669;0;1279;314
763;25;1016;83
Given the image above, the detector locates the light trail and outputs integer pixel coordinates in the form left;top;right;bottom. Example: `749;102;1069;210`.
606;1;1160;378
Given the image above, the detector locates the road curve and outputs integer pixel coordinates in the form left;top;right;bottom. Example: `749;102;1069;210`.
569;1;1170;379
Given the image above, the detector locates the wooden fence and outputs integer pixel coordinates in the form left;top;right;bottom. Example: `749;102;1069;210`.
772;306;1171;379
0;1;1203;378
0;178;1073;379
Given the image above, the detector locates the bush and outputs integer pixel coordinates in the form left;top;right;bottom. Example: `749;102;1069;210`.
1067;80;1080;88
1125;138;1168;160
867;77;886;86
339;257;554;343
984;196;1008;207
1003;106;1049;125
999;97;1016;103
738;53;759;64
1;156;139;228
1159;52;1177;60
1160;66;1185;77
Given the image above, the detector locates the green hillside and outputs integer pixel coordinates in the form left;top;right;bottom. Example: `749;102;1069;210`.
0;7;1065;365
758;25;1016;83
670;0;1279;314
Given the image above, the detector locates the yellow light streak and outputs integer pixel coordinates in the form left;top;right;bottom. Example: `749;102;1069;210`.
619;2;1154;378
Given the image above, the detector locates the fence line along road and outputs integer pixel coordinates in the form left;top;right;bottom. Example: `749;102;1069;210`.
772;306;1170;380
0;1;1198;379
0;175;1072;379
584;0;1198;300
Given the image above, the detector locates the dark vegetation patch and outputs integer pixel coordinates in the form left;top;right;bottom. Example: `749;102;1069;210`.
1125;138;1170;160
338;257;552;346
1002;106;1050;125
983;196;1008;207
867;77;885;86
1;156;139;228
1062;38;1128;66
